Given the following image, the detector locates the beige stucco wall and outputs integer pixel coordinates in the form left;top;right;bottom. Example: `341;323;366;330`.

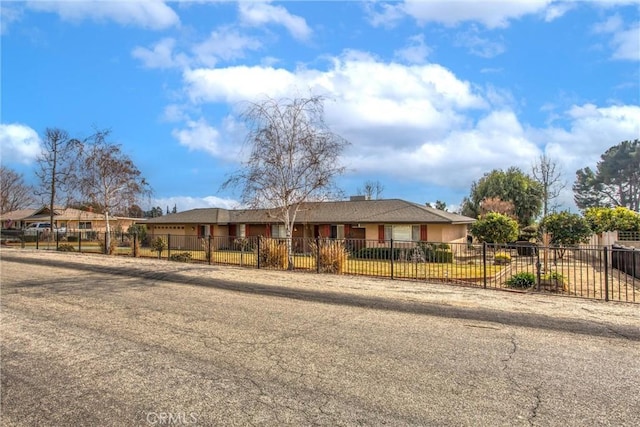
427;224;468;243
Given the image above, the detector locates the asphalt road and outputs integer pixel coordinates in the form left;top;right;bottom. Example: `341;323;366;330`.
1;250;639;426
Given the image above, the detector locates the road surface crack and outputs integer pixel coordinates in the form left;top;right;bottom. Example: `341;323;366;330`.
528;385;542;426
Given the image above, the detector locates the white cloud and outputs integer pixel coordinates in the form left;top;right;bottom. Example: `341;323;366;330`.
177;51;638;210
27;0;180;30
0;123;42;165
0;4;22;34
394;34;431;64
365;1;406;28
455;29;506;58
132;38;188;69
610;23;640;60
192;28;262;67
543;103;640;165
593;14;640;61
399;0;560;28
184;66;297;103
593;14;624;33
172;118;222;157
238;0;311;40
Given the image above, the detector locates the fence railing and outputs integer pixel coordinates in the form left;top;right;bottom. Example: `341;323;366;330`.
2;230;638;303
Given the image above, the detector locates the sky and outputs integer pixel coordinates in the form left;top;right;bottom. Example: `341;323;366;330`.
1;0;639;213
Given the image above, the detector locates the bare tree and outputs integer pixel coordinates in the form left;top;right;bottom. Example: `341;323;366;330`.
79;130;149;253
223;95;349;269
357;180;384;200
532;153;566;217
35;128;83;231
0;166;35;214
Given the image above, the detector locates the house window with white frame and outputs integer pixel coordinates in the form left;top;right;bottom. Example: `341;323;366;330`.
384;225;421;242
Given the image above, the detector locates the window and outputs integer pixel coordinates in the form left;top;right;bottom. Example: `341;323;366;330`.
271;224;285;238
79;222;92;230
330;225;345;239
382;225;422;242
412;225;421;242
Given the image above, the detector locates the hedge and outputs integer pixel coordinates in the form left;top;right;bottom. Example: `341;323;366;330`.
353;247;453;263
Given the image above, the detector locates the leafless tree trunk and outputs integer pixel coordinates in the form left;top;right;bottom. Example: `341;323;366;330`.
223;95;349;270
532;154;566;218
0;167;34;214
79;130;150;254
35;128;82;234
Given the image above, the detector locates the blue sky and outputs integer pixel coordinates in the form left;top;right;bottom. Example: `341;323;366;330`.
1;1;639;213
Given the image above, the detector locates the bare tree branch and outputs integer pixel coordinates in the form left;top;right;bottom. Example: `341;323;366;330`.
532;153;566;217
78;129;150;253
0;166;35;214
223;95;349;269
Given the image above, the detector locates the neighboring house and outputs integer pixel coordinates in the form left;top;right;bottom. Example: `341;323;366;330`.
0;206;138;233
142;198;475;248
0;209;37;230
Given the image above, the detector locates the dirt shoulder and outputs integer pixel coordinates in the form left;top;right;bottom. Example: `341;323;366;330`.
2;247;638;339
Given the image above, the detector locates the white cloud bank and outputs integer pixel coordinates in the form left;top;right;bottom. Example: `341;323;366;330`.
27;0;180;30
174;51;640;204
0;124;41;164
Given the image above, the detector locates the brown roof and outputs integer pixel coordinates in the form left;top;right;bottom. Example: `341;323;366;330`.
0;209;37;221
141;199;474;225
143;208;231;224
233;199;474;224
1;206;138;222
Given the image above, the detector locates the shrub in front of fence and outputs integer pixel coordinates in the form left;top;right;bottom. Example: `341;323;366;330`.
506;272;536;289
169;252;192;262
258;237;288;269
98;237;117;255
494;251;512;265
311;239;348;273
57;244;76;252
151;237;167;258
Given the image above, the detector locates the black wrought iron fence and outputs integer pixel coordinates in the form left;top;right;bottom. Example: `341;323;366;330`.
4;232;638;303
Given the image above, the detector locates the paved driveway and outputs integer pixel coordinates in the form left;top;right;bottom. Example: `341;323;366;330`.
1;250;639;426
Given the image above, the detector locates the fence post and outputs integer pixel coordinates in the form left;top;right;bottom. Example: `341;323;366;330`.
208;235;212;266
167;234;171;259
133;233;137;257
603;246;609;302
535;247;542;291
390;239;394;280
56;231;59;250
482;242;487;289
36;231;39;250
316;236;320;274
78;232;82;252
256;237;260;269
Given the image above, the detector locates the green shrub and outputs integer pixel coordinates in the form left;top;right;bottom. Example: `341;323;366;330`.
151;237;167;258
506;272;536;288
354;245;453;263
127;224;147;243
311;239;348;273
494;251;512;265
354;247;400;260
428;249;453;263
542;271;566;284
169;252;192;262
258;237;288;269
57;244;76;252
